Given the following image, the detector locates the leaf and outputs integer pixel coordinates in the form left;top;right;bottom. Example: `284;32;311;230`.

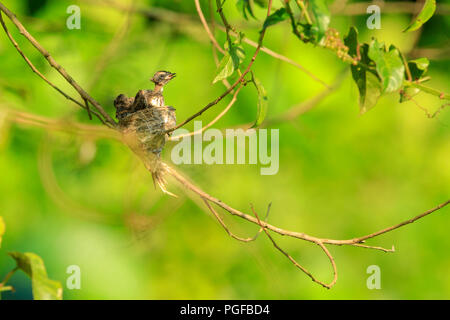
8;252;63;300
0;285;14;300
344;26;358;56
0;216;4;248
349;44;383;114
399;57;429;102
236;0;255;20
410;57;430;70
262;8;288;30
251;77;268;127
213;44;245;84
213;54;235;84
309;0;330;44
368;39;405;93
403;0;436;32
400;86;421;102
408;57;429;80
236;0;266;20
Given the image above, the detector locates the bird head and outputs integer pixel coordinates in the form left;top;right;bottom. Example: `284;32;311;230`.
151;71;176;87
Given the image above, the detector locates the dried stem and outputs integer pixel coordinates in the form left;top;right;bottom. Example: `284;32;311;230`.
203;198;267;243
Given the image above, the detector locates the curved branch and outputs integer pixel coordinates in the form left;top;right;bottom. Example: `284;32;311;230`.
0;2;117;127
165;0;274;133
165;162;449;288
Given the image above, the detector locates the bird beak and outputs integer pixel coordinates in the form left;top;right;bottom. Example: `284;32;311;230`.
169;72;176;79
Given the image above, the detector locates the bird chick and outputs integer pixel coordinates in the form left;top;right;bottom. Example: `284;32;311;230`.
131;71;176;113
113;71;176;122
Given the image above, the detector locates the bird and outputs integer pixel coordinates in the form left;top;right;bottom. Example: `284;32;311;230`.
114;71;177;195
114;70;176;121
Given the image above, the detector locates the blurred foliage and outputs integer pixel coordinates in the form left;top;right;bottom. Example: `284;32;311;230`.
8;252;63;300
0;0;449;299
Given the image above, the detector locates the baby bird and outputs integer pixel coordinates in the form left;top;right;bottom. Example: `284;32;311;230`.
131;70;176;113
114;70;176;121
114;71;178;195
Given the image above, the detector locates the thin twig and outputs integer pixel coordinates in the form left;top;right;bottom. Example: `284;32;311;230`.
3;108;120;140
195;0;225;55
91;0;328;88
0;2;117;127
164;162;449;287
165;0;273;133
251;204;337;289
203;198;267;243
168;82;246;140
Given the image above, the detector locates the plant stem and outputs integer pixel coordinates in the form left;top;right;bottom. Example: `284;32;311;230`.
407;82;450;100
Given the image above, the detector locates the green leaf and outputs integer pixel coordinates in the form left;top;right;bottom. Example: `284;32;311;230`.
8;252;63;300
213;44;245;84
236;0;265;20
262;8;288;30
251;77;268;127
350;44;383;114
213;54;235;84
344;26;358;56
400;86;421;102
309;0;330;44
236;0;255;20
410;57;429;70
0;285;14;300
0;216;4;248
368;39;405;93
403;0;436;32
408;57;429;80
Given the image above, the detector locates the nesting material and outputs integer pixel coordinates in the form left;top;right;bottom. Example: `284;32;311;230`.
114;72;177;195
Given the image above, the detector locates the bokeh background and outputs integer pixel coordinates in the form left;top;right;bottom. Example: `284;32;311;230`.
0;0;449;299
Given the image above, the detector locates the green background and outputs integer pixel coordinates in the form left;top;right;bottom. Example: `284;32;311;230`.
0;0;449;299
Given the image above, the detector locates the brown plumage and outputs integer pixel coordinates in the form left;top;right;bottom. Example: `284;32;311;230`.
114;71;177;195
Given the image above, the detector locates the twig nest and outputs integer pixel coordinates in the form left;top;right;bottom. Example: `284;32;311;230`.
120;106;176;158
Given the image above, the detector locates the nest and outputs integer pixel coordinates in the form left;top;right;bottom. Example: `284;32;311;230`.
114;91;177;194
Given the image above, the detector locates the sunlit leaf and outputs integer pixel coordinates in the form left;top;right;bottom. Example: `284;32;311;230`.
403;0;436;32
310;0;330;44
213;44;245;84
348;43;382;114
236;0;256;20
251;77;268;127
400;86;421;102
213;54;235;84
262;8;288;30
408;57;430;80
8;252;63;300
368;39;405;93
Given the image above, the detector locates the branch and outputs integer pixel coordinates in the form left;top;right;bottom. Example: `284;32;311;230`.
91;0;328;88
168;82;246;141
165;0;274;133
0;2;117;127
164;162;448;288
2;108;119;140
252;204;337;289
195;0;225;55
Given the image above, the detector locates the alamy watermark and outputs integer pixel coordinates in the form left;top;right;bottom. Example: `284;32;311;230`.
171;121;279;175
66;5;81;30
66;264;81;290
367;5;381;30
366;265;381;289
